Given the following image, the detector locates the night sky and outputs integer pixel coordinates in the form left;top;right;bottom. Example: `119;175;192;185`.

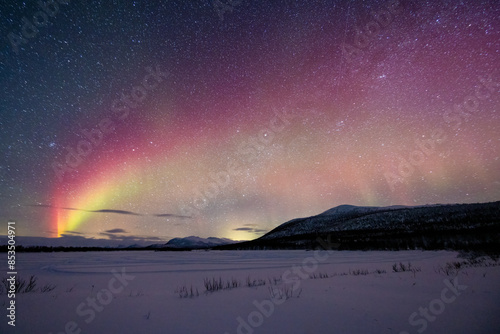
0;0;499;243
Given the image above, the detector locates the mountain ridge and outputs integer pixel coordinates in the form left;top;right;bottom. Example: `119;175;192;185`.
158;236;235;249
217;201;500;251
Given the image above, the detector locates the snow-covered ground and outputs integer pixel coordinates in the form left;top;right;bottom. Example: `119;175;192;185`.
1;250;499;334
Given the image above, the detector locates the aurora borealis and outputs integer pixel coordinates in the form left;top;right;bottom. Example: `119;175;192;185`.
0;0;499;244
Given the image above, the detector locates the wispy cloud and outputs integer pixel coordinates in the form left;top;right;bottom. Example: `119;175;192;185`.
104;228;128;234
233;224;268;235
96;232;165;242
26;204;192;219
153;213;192;219
56;233;167;245
63;230;84;235
91;209;141;215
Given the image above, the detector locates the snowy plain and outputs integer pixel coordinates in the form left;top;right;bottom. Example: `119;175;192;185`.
1;250;499;334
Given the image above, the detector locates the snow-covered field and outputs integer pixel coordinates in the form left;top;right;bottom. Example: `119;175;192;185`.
1;250;499;334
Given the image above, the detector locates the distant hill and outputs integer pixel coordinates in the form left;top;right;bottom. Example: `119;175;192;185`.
217;201;500;252
0;235;237;252
152;236;236;250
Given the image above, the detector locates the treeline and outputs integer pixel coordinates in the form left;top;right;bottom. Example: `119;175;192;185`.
216;225;500;254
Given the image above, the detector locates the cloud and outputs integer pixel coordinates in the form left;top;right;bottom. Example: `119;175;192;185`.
27;204;143;215
233;225;269;235
91;209;141;215
104;228;128;234
97;232;165;243
50;234;167;246
99;232;124;239
153;213;192;219
254;229;268;233
64;230;84;235
26;204;192;219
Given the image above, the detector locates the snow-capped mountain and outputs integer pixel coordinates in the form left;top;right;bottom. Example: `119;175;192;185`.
218;201;500;250
260;202;500;240
159;236;236;249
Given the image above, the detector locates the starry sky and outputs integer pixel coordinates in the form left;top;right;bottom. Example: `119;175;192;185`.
0;0;499;244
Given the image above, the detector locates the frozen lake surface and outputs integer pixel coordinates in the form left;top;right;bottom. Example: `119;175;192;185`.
1;250;499;334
